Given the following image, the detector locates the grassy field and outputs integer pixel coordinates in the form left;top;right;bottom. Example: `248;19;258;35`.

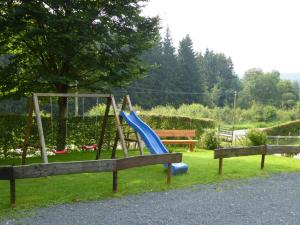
1;149;300;218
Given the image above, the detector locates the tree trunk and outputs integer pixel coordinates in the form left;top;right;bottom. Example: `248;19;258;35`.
56;96;67;150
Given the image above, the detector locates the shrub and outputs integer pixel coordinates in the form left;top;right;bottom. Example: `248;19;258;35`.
0;113;215;158
264;120;300;136
246;129;267;146
140;114;215;140
201;129;220;150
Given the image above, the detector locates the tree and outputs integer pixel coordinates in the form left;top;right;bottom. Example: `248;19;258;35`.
177;35;205;104
239;69;280;107
197;49;240;107
127;27;181;108
277;80;299;108
0;1;159;149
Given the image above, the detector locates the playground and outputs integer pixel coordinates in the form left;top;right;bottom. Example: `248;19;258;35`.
0;93;300;218
0;92;300;219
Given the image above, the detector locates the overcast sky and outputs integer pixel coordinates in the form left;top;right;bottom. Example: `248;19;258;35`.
143;0;300;76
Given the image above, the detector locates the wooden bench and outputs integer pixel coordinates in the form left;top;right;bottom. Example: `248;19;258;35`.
155;130;198;152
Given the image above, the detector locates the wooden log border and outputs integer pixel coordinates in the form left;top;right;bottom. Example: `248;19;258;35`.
0;153;181;207
214;145;300;175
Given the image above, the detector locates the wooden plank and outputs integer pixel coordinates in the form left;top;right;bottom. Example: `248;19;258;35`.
266;145;300;154
155;130;196;138
33;94;48;164
12;160;116;179
214;145;266;159
117;153;182;170
0;167;14;180
34;93;111;98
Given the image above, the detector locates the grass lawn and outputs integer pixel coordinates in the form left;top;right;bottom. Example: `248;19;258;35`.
1;148;300;218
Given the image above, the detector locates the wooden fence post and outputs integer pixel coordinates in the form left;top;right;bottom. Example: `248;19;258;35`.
113;171;118;193
10;179;16;208
218;158;223;175
167;163;171;184
261;154;265;169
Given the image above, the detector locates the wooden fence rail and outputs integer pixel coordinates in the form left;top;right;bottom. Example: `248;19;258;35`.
0;153;182;207
214;145;300;175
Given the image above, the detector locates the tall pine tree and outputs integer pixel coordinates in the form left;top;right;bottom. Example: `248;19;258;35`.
177;35;206;104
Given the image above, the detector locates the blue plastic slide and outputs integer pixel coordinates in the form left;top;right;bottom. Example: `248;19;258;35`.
120;111;188;175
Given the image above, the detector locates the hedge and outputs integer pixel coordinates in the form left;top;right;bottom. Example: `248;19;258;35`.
0;114;215;158
264;120;300;136
140;113;214;135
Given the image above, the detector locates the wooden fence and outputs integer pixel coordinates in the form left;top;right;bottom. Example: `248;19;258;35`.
214;145;300;175
0;153;182;207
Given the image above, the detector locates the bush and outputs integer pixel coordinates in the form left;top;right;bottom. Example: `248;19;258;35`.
264;120;300;136
201;129;220;150
246;129;267;146
0;113;215;158
140;114;215;140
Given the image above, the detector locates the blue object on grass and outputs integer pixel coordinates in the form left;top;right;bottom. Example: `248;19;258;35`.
120;111;188;175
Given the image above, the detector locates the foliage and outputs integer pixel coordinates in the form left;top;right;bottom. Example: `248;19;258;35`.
238;69;299;108
141;103;300;126
264;120;300;136
2;150;300;218
124;32;238;108
201;129;220;150
0;114;214;158
0;0;159;95
140;114;214;137
246;129;267;146
0;0;159;149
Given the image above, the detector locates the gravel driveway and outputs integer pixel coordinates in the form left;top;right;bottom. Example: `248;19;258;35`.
2;173;300;225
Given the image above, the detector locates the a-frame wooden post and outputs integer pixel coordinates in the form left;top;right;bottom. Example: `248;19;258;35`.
111;95;144;158
111;96;128;159
33;94;48;163
21;97;34;165
110;95;128;158
96;97;112;160
125;95;144;156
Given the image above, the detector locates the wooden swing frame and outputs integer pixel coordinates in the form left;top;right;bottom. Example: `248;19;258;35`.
21;93;143;164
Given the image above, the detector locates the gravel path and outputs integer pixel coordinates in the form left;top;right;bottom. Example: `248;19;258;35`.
2;173;300;225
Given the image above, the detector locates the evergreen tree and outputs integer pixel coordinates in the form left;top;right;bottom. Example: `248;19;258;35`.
177;35;205;104
198;49;240;106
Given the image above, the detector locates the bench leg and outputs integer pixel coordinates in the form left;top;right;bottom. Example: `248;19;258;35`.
189;143;195;152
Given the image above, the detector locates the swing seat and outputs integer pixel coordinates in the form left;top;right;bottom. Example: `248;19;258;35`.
52;149;68;154
82;144;97;151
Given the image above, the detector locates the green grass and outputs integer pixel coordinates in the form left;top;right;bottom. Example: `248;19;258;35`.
1;149;300;219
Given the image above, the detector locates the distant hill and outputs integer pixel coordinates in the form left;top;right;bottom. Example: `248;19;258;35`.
281;73;300;82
